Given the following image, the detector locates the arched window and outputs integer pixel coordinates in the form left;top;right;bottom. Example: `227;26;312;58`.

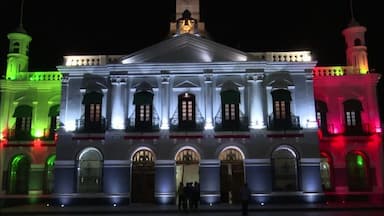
343;99;363;135
271;146;299;191
77;148;103;193
82;91;103;132
346;151;371;191
132;149;155;166
354;38;362;46
12;42;20;53
320;152;334;191
315;100;328;135
178;93;196;129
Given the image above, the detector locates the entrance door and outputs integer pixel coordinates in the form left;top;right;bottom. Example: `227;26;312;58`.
219;148;244;204
220;162;244;203
131;149;155;203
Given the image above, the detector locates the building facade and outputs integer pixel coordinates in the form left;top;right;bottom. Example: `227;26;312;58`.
0;0;382;206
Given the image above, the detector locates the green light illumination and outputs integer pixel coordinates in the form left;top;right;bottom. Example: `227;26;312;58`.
356;155;364;167
6;31;32;80
9;155;27;193
46;155;56;167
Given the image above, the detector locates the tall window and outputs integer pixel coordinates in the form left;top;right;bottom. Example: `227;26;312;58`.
13;105;33;139
315;100;328;135
274;100;286;119
89;103;101;122
133;88;154;130
220;87;240;130
178;93;196;129
343;99;363;134
48;104;60;139
82;91;103;131
271;89;292;129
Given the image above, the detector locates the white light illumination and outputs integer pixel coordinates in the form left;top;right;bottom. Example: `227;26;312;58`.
204;121;213;130
303;54;312;62
64;121;76;132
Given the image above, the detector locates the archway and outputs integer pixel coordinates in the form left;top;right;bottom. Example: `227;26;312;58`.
346;151;371;191
320;152;333;191
175;147;200;194
77;147;103;193
219;147;244;204
7;154;30;194
131;148;156;203
271;146;299;191
44;154;56;194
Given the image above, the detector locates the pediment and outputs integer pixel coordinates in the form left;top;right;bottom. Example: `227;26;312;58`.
121;34;249;64
174;80;199;88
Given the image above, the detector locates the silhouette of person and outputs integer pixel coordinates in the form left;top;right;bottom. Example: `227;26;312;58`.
240;182;250;215
177;182;185;211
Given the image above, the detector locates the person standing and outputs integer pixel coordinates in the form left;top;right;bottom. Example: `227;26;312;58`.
177;182;185;211
240;182;250;215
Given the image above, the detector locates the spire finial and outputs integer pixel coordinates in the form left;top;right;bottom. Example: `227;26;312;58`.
349;0;355;21
19;0;25;27
348;0;360;27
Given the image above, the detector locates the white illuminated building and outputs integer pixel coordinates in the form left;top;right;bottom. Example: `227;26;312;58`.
55;0;321;205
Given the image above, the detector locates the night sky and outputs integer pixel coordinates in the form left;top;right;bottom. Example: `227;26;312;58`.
0;0;383;75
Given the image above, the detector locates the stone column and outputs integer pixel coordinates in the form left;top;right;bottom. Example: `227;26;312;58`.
204;70;213;129
160;71;170;130
248;73;265;129
110;77;125;130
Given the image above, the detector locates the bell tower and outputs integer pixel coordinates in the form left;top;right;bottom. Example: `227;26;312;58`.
170;0;206;37
341;1;369;74
6;0;32;80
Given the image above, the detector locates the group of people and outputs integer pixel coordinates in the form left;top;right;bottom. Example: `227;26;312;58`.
177;181;200;212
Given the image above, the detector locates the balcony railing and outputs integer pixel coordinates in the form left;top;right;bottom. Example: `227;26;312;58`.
6;128;56;141
214;116;249;131
169;116;205;132
126;115;160;132
324;123;374;136
76;118;107;133
267;115;301;131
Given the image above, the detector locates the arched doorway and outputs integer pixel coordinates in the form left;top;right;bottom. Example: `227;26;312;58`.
77;147;103;193
320;152;334;191
44;154;56;194
175;148;200;193
271;146;299;191
7;154;30;194
346;151;371;191
219;147;244;204
131;148;155;203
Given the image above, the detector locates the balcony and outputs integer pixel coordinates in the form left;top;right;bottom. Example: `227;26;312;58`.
324;123;374;136
169;116;205;132
214;116;249;131
267;115;301;131
126;114;160;132
76;118;107;133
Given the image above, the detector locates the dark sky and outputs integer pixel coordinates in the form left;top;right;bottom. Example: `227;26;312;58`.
0;0;383;75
